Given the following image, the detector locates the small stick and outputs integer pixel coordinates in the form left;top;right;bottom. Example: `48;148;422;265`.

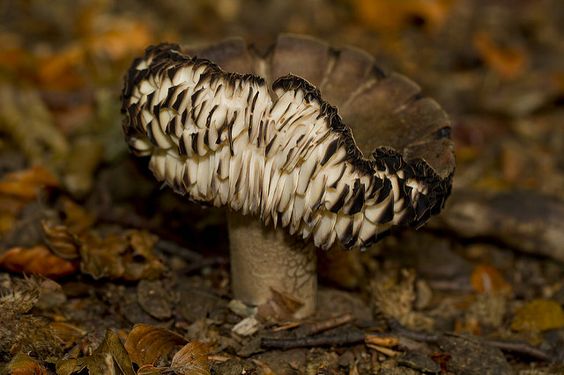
272;321;302;332
486;340;551;362
261;330;365;350
366;343;400;357
300;313;355;336
390;320;553;362
365;334;400;348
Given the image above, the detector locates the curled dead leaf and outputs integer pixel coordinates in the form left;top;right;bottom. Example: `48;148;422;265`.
7;352;48;375
60;196;96;234
56;329;135;375
136;364;165;375
470;264;512;295
0;166;59;200
256;288;304;322
125;324;187;366
50;322;87;349
0;245;78;279
78;230;164;281
42;220;80;260
171;341;211;375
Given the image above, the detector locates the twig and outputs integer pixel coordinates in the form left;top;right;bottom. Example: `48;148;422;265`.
271;321;302;332
365;334;400;348
261;329;365;350
366;343;400;357
389;321;553;362
486;340;552;362
300;313;355;336
387;319;439;343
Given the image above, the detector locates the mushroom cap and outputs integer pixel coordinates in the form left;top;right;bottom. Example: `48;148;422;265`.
121;35;455;249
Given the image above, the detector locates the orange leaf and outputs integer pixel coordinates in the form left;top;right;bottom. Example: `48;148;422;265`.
353;0;454;33
36;44;85;90
0;246;77;279
470;265;511;294
86;20;153;61
473;32;527;79
0;166;59;200
7;352;48;375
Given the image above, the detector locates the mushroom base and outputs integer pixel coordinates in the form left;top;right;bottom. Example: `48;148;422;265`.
228;212;317;319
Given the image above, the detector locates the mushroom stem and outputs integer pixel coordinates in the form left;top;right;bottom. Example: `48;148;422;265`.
228;212;317;318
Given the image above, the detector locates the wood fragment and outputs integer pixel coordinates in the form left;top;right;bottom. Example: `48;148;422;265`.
261;329;365;349
366;343;400;357
364;334;400;348
300;313;355;336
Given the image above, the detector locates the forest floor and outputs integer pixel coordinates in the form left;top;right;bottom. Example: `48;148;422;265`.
0;1;563;374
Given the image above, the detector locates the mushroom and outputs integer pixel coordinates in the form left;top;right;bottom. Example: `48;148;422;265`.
121;35;455;318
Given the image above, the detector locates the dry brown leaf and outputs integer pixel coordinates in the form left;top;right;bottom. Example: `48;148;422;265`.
136;364;165;375
256;288;304;322
0;245;78;279
85;19;152;61
61;196;96;234
473;32;527;79
470;265;512;295
50;322;87;349
78;230;164;281
352;0;454;33
56;329;135;375
0;166;59;200
511;299;564;332
371;269;435;330
171;341;210;375
7;352;48;375
125;324;187;366
36;44;85;90
42;220;80;260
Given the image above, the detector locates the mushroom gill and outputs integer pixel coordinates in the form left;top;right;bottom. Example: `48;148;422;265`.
122;42;452;250
121;36;455;318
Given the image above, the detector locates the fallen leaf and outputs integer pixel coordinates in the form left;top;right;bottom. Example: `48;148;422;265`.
60;196;96;234
136;364;165;375
7;352;48;375
0;245;78;279
78;230;165;281
42;220;80;260
171;341;210;375
470;264;512;294
36;44;85;90
50;322;87;350
125;324;187;366
56;329;135;375
0;166;59;200
473;32;527;79
352;0;454;33
85;19;153;61
511;299;564;332
256;288;304;322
